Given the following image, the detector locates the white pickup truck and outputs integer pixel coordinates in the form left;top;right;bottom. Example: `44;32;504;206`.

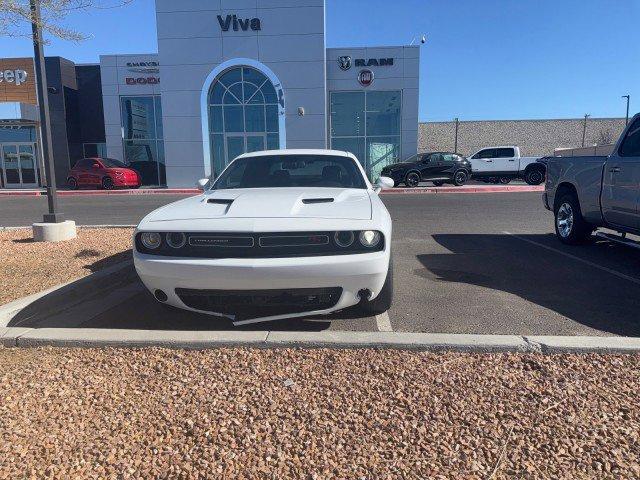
468;146;546;185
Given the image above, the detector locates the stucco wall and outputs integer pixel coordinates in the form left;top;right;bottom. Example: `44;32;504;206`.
419;118;627;157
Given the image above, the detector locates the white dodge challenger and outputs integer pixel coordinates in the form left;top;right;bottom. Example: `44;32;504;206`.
133;149;394;325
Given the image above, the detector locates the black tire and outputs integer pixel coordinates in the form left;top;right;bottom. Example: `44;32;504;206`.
525;168;545;185
452;170;468;186
432;180;444;187
67;177;78;190
102;176;114;190
359;253;393;315
554;193;592;245
404;171;420;188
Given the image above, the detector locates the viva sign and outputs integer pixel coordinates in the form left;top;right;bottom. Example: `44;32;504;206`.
217;14;261;32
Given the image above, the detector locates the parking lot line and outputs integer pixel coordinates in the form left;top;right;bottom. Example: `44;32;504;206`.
375;311;393;332
504;231;640;286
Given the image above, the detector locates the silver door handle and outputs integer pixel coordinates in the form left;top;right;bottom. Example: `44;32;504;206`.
610;167;621;173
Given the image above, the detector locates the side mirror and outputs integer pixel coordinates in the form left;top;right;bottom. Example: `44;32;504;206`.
374;176;394;192
196;178;209;191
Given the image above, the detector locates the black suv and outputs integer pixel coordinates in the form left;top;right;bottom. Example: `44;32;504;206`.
380;152;472;187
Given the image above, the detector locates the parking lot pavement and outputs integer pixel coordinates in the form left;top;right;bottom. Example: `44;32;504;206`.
3;192;640;336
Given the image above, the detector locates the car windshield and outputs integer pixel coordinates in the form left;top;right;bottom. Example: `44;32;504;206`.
212;154;367;190
100;158;130;168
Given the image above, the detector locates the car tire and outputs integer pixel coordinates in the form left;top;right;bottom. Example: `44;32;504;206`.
452;170;468;186
102;176;114;190
499;177;511;184
359;253;393;316
67;177;78;190
404;171;420;188
554;193;592;245
525;168;545;185
432;181;444;187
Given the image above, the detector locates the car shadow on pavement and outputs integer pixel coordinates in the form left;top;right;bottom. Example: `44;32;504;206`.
417;233;640;337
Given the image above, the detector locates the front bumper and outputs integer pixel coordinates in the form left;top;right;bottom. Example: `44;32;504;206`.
113;176;141;187
134;250;390;324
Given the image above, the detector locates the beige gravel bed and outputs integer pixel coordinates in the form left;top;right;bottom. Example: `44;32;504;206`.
0;228;133;305
0;347;638;479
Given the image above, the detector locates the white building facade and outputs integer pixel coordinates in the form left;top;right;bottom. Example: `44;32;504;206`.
100;0;420;187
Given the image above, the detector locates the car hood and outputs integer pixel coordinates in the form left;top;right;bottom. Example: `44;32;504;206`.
142;188;373;224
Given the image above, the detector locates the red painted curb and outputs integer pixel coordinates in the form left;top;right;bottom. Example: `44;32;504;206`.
380;186;544;194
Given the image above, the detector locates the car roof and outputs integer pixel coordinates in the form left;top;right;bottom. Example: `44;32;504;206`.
235;149;357;161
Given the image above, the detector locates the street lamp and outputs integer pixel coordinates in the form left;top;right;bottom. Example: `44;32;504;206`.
453;117;459;152
622;95;630;125
30;0;75;241
581;114;590;147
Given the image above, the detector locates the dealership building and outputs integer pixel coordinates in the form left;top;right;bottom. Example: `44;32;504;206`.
0;0;420;189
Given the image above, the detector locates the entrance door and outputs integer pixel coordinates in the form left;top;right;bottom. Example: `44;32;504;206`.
0;143;39;189
225;134;266;163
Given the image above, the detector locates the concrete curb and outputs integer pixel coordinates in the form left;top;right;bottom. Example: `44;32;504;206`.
1;328;639;353
0;185;544;197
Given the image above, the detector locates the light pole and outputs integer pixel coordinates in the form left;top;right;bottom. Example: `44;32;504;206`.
581;114;590;147
453;117;459;152
622;95;630;125
30;0;63;223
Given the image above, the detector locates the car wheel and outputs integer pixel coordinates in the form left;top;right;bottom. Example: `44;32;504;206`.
432;181;444;187
452;170;468;186
499;177;511;184
404;172;420;188
359;253;393;316
554;193;592;245
67;177;78;190
102;176;114;190
525;168;545;185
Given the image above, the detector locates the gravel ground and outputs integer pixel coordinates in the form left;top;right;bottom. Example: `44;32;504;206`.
0;228;133;305
0;347;638;479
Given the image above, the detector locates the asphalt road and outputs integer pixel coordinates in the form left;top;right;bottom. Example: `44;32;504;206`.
3;192;640;336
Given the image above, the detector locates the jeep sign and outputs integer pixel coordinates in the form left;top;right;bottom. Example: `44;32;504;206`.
0;69;28;86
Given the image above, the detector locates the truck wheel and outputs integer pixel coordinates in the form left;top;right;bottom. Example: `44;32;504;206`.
452;170;468;186
525;168;545;185
404;171;420;188
554;193;592;245
359;253;393;316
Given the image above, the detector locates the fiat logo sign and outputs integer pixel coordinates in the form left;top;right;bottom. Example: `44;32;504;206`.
358;69;374;87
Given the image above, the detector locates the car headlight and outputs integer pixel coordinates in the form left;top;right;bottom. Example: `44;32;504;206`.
166;232;187;249
334;231;355;248
140;232;162;249
358;230;381;248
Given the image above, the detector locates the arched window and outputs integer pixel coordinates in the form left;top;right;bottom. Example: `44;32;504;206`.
208;66;280;175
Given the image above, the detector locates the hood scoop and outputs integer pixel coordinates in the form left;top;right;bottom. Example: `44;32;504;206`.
302;198;334;204
207;198;234;205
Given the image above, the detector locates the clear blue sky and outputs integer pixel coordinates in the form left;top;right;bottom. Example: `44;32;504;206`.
1;0;637;121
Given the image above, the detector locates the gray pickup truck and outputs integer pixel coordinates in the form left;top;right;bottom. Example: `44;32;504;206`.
544;113;640;245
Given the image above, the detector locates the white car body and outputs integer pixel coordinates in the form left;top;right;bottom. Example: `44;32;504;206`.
133;149;393;325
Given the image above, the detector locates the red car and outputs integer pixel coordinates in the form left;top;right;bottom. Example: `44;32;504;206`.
67;157;141;190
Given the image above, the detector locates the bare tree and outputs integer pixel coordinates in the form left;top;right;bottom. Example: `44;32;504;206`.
595;128;615;145
0;0;132;42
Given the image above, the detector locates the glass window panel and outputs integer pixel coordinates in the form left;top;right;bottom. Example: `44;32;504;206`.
83;143;98;157
155;96;163;139
367;136;400;180
229;83;243;103
209;81;225;104
247;89;264;104
243;67;266;87
261;82;278;103
124;140;160;186
0;126;36;142
209;106;223;133
331;137;366;169
246;135;265;153
366;91;401;136
211;134;226;176
243;82;257;102
265;105;279;133
223;90;240;105
244;105;265;132
121;96;156;140
218;68;242;87
266;133;279;150
331;92;365;137
224;106;244;132
19;145;37;184
2;145;20;184
226;136;245;162
157;141;166;186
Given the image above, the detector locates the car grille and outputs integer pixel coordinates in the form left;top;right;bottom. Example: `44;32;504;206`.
175;287;343;320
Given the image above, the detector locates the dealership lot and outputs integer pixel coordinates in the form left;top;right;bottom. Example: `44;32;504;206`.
2;191;640;336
